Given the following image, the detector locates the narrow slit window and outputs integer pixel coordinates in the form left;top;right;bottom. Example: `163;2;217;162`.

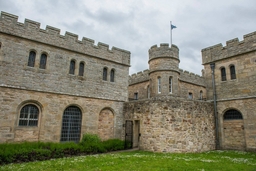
110;69;115;82
134;92;138;100
79;62;84;76
200;90;203;100
39;53;47;69
103;67;107;81
69;60;75;75
169;77;172;93
221;67;226;81
158;77;161;93
230;65;236;80
188;92;193;99
28;51;36;67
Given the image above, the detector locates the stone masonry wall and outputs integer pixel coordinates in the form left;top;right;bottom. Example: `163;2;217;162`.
123;97;215;153
0;12;130;102
217;99;256;151
0;87;124;143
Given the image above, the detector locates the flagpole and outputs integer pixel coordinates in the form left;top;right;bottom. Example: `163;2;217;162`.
170;21;172;47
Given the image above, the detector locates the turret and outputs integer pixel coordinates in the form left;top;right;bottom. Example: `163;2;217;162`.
148;44;180;97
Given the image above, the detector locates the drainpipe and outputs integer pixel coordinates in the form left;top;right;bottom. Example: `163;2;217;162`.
210;63;219;149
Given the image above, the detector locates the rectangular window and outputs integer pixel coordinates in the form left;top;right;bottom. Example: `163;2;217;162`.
134;92;138;100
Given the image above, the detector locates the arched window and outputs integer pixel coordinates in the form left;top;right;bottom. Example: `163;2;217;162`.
224;109;242;120
169;76;172;93
79;62;84;76
157;77;161;93
188;92;193;99
230;65;236;80
39;53;47;69
28;51;36;67
199;90;203;100
147;85;150;99
110;69;115;82
69;60;75;75
61;106;82;143
221;67;226;81
103;67;107;81
19;104;39;126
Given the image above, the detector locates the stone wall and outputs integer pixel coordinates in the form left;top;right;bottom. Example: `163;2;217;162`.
217;99;256;151
123;96;215;153
0;87;124;143
202;31;256;64
128;81;149;100
179;81;206;100
0;12;130;102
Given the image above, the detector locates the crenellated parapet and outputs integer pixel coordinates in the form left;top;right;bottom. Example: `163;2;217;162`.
202;31;256;64
179;69;205;87
148;43;179;62
0;11;130;66
129;69;149;85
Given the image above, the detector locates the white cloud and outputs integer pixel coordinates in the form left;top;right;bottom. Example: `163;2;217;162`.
0;0;255;75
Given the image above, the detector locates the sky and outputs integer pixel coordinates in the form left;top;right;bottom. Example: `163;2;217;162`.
1;0;256;75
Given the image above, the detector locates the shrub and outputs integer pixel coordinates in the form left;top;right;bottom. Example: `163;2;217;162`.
102;139;125;151
80;133;101;145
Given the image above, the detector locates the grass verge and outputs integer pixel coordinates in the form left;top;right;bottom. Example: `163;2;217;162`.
0;150;255;171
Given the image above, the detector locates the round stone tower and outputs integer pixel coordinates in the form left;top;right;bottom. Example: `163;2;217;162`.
148;43;180;97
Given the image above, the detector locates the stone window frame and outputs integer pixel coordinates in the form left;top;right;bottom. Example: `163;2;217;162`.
28;50;36;67
157;76;161;94
147;85;150;99
220;67;227;81
169;76;172;94
110;68;115;82
188;92;193;99
69;59;76;75
199;90;203;100
103;67;108;81
60;105;82;143
18;103;40;127
78;61;85;76
134;92;138;100
39;52;48;69
229;64;236;80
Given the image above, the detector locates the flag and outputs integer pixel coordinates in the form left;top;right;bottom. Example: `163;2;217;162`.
171;24;177;30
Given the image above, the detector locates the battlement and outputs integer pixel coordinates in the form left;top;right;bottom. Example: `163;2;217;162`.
202;31;256;64
179;69;205;87
129;69;149;85
149;43;179;61
0;11;130;65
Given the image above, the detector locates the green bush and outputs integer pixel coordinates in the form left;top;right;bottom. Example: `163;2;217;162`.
80;133;101;145
102;139;125;151
0;136;126;165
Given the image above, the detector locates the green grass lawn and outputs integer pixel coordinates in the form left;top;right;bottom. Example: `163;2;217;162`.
0;150;255;171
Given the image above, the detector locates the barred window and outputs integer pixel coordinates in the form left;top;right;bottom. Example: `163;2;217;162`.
69;60;75;75
19;104;39;126
79;62;84;76
110;69;115;82
230;65;236;80
221;67;226;81
224;109;242;120
39;53;47;69
103;67;107;81
28;51;36;67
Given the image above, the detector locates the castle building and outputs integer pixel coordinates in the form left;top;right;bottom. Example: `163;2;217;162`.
0;12;255;152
